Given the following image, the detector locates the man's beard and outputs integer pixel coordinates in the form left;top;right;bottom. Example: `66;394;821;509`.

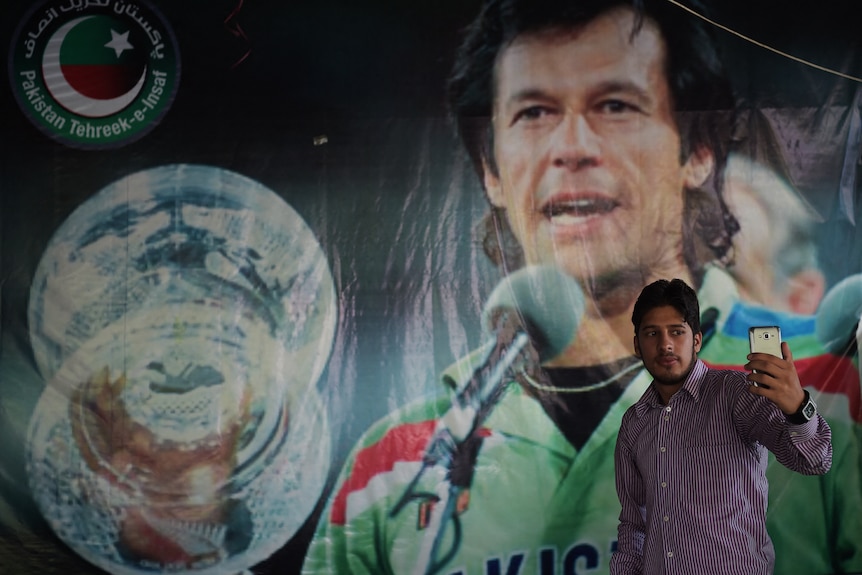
650;347;698;387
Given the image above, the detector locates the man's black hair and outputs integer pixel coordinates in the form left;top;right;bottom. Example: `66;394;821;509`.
447;0;740;278
631;278;701;335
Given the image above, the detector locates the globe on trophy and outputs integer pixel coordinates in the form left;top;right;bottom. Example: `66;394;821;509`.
26;164;337;574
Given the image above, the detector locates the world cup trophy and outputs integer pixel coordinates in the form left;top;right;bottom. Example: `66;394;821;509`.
26;164;337;574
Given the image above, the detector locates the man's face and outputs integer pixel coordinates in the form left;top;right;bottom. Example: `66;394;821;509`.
484;7;712;285
633;304;701;387
723;175;776;305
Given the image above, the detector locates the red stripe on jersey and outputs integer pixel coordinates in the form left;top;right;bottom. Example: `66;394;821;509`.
704;354;861;422
330;420;437;526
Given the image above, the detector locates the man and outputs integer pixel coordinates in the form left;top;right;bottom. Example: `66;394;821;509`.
723;151;826;315
610;278;832;574
302;1;861;573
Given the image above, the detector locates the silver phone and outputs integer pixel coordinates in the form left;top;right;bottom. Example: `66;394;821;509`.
749;325;782;357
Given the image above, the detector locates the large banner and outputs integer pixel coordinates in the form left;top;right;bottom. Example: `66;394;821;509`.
1;1;860;574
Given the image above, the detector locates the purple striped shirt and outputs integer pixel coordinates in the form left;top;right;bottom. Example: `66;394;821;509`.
610;360;832;575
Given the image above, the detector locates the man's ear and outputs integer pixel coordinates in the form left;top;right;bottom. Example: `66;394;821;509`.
633;336;641;358
693;330;703;353
482;157;505;208
683;145;714;189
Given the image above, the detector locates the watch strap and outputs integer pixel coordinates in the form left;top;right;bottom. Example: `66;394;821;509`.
785;390;815;425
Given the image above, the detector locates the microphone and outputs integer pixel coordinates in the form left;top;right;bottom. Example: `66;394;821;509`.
815;274;862;355
482;264;585;360
441;265;584;443
392;265;583;575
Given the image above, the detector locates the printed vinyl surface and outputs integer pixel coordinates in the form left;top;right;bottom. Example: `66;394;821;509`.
2;1;861;574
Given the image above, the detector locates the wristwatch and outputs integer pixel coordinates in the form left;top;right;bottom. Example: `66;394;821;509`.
785;390;817;425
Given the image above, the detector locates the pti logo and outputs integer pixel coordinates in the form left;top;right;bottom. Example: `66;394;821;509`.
9;0;180;149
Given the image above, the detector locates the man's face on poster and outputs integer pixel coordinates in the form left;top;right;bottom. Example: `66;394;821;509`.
482;7;713;285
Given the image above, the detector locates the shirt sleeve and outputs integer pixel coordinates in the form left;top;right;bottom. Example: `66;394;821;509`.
827;419;862;570
301;451;385;575
766;415;862;574
610;410;645;575
730;372;832;475
302;396;450;574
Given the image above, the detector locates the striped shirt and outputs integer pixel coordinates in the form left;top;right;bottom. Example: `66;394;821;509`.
610;359;832;575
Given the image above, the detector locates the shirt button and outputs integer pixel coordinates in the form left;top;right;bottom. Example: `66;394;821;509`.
660;446;666;452
664;416;669;421
667;551;673;558
663;516;669;522
661;481;667;488
666;406;672;412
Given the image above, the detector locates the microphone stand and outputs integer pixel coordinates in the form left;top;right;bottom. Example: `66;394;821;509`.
855;321;861;387
390;322;533;575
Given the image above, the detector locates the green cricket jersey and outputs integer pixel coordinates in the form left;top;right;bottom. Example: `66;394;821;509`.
303;268;862;575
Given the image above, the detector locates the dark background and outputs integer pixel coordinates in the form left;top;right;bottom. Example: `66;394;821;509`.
2;1;861;573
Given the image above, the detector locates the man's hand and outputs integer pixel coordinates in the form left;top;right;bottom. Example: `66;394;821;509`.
744;341;807;415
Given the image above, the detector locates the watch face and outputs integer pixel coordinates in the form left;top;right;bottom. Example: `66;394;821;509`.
802;400;817;420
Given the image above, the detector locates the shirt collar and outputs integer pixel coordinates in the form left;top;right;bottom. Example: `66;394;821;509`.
635;359;709;415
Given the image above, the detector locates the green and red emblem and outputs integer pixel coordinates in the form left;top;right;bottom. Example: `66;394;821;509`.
9;0;180;149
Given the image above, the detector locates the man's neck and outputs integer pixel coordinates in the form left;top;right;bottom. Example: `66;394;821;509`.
655;383;683;405
547;313;634;367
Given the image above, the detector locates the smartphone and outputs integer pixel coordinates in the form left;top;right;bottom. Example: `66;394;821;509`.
749;325;783;357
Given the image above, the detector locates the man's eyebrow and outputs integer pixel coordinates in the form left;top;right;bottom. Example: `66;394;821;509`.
640;322;688;331
502;80;655;108
590;79;654;105
503;88;555;106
